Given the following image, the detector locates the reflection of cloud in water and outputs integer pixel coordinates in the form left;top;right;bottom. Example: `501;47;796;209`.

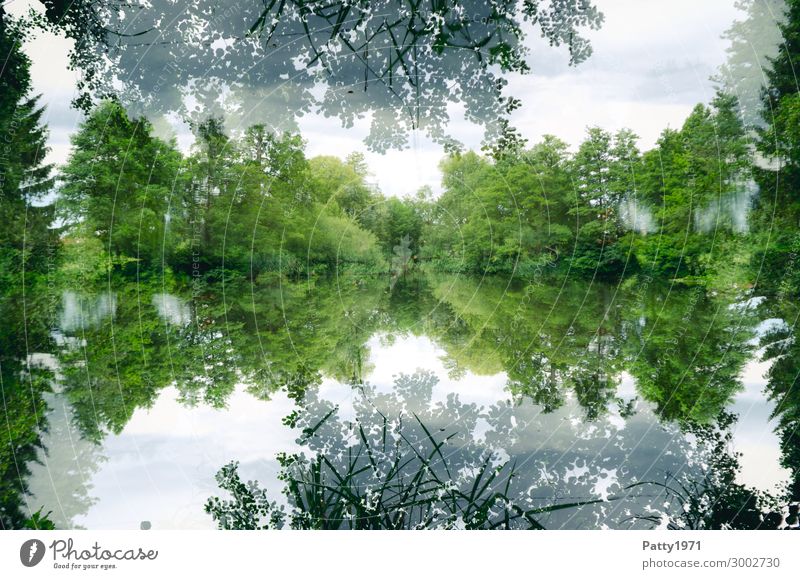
59;291;116;332
27;392;106;529
693;180;758;234
724;315;794;492
28;324;788;529
619;195;654;235
152;293;192;326
367;333;508;406
732;356;791;493
308;363;695;529
28;385;299;529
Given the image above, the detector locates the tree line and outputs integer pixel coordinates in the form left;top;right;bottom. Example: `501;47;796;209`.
2;0;796;291
46;89;762;288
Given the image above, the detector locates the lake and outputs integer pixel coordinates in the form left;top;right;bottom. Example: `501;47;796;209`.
19;272;793;529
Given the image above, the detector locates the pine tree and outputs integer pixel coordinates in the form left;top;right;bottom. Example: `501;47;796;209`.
0;11;57;530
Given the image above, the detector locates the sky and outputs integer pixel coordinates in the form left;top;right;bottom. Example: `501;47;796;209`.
12;0;745;197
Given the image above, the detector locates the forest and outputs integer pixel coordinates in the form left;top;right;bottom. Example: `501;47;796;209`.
29;89;783;290
0;1;793;290
1;0;800;531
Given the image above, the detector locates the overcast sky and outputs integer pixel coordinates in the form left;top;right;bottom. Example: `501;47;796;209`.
13;0;746;197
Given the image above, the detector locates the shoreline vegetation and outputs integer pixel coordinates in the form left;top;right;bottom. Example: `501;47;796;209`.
53;93;762;293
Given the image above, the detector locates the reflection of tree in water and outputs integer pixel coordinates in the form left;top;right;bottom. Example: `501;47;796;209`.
759;299;800;525
26;391;106;530
0;356;52;529
54;272;763;442
627;412;787;530
57;283;184;441
30;1;602;151
0;12;60;530
625;290;757;425
3;0;798;532
54;274;389;440
423;274;757;425
39;271;800;529
206;370;724;529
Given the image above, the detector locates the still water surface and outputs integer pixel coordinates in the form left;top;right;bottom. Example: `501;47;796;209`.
24;273;790;529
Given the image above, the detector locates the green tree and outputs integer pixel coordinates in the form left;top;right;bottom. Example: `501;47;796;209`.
58;101;183;269
716;0;788;127
635;94;750;281
0;14;58;529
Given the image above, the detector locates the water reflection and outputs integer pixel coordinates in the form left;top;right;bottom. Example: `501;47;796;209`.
5;272;799;529
279;370;695;529
152;293;191;327
26;390;105;530
59;291;116;332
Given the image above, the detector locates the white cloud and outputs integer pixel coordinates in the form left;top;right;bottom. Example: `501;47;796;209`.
18;0;750;197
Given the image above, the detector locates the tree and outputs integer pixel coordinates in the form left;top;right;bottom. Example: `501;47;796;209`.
634;94;750;280
757;0;800;207
58;101;183;268
762;0;800;113
308;155;376;219
749;1;800;297
0;14;58;529
0;13;56;284
716;0;788;127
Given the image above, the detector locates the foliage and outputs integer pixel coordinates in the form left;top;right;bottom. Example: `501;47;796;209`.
0;15;58;530
58;101;183;267
630;413;784;530
58;106;388;276
23;507;56;530
420;95;751;284
716;0;788;127
3;0;800;533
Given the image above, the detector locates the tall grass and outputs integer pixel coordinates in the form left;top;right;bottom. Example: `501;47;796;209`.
206;412;612;530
